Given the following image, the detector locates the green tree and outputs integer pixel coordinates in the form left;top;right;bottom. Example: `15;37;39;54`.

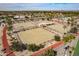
27;44;44;52
54;35;61;41
63;34;75;43
5;16;13;31
70;27;78;33
27;44;39;52
8;25;13;31
11;41;27;51
42;49;57;56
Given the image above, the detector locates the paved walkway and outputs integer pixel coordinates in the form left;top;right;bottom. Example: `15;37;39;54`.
2;25;15;56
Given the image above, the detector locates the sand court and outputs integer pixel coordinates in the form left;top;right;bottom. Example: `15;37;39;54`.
18;28;55;45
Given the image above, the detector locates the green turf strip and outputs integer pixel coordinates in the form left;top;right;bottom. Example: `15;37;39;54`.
74;40;79;56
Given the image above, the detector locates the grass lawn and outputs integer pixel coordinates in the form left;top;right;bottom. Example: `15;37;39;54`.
74;40;79;56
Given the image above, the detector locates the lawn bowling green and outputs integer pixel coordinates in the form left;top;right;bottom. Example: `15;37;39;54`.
18;28;55;45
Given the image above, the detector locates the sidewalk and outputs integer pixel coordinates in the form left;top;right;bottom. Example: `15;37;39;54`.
2;25;15;56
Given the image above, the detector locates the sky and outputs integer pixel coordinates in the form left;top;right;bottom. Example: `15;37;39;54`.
0;3;79;11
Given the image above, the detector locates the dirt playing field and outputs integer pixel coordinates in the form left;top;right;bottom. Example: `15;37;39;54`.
47;23;71;34
18;28;55;45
